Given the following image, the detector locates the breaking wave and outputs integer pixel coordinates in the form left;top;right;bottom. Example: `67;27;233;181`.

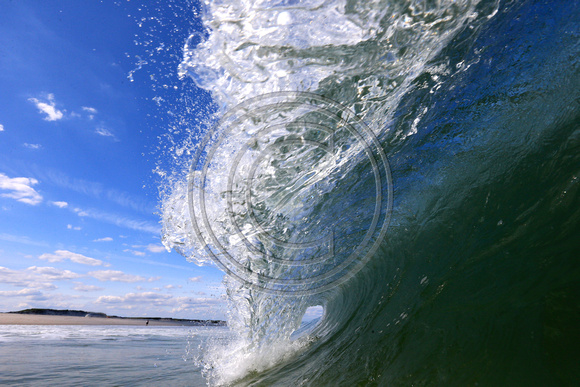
160;0;580;385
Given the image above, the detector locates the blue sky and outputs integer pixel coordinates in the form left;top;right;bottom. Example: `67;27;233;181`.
0;1;227;319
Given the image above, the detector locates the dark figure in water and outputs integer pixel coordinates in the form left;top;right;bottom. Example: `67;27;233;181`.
146;320;149;326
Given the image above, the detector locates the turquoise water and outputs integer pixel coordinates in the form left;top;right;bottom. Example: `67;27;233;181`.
0;325;228;386
159;0;579;385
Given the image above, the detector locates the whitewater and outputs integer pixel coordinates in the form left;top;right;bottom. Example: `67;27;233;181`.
159;0;579;385
0;325;228;386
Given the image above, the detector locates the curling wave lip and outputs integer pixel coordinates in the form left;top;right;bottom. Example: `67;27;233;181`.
188;91;393;295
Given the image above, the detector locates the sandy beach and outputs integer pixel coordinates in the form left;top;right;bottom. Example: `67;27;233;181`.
0;313;210;326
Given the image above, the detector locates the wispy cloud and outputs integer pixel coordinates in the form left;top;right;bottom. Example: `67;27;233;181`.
73;282;104;292
96;292;172;307
95;292;224;315
28;93;64;121
127;244;167;256
67;224;82;231
50;201;68;208
95;126;117;140
39;250;108;267
102;253;197;272
88;270;154;283
169;296;225;314
188;276;202;283
0;233;50;247
0;173;43;205
0;124;5;132
73;207;160;234
105;189;154;214
44;170;104;197
40;169;155;214
23;143;42;150
26;266;82;280
82;107;98;114
124;249;146;257
93;237;113;242
82;106;98;120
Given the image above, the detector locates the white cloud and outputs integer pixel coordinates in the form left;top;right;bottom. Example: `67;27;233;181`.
72;207;160;234
67;224;82;231
147;244;167;253
73;282;104;292
51;201;68;208
81;107;97;121
95;292;224;315
28;93;64;121
38;250;107;267
95;126;115;138
188;276;202;283
124;249;146;257
93;237;113;242
0;173;43;205
0;124;4;131
0;233;50;247
169;296;225;314
89;270;150;283
0;288;48;302
128;244;167;255
0;265;82;289
96;292;172;307
23;143;42;150
0;288;43;297
82;106;98;114
74;208;89;216
41;170;155;214
27;266;81;280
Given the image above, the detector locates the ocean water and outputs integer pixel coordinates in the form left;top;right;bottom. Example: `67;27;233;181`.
0;325;229;386
159;0;580;386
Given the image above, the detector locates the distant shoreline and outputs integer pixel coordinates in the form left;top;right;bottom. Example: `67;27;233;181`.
0;309;226;326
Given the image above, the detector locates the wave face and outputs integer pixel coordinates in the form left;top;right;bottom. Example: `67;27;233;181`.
161;0;580;385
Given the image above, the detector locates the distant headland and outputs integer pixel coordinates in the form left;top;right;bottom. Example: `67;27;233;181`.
0;308;226;326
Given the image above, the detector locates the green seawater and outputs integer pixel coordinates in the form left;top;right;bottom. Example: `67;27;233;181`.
229;1;580;385
162;0;580;385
